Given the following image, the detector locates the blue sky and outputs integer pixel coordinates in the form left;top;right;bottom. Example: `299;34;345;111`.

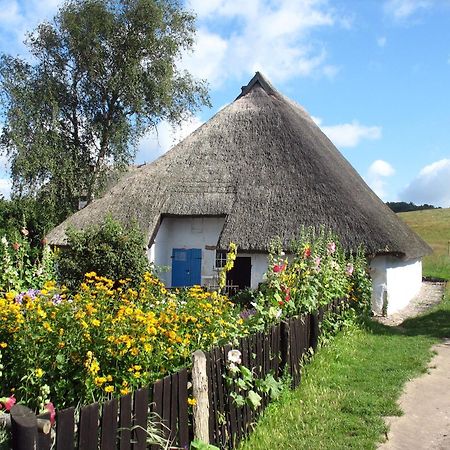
1;0;450;206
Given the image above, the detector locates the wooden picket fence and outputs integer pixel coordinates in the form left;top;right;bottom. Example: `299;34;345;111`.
6;298;346;450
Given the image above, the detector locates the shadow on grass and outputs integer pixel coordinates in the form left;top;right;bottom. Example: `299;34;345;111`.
364;302;450;340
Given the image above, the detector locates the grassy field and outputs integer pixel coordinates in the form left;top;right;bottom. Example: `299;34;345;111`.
398;208;450;279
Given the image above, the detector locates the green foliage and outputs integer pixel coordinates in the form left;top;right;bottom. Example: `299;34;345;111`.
0;229;55;294
190;440;220;450
0;197;53;243
244;228;372;333
0;0;210;225
386;201;440;213
56;215;149;290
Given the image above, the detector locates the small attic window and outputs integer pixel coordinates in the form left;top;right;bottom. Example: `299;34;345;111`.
215;250;227;269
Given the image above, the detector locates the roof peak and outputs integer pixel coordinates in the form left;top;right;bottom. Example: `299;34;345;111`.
236;71;278;100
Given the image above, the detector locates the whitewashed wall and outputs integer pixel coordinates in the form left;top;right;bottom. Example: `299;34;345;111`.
147;217;225;287
147;216;270;288
370;255;422;315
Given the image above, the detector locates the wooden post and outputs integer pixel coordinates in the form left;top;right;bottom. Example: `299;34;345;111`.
10;404;38;450
310;312;319;351
192;350;210;444
280;320;291;375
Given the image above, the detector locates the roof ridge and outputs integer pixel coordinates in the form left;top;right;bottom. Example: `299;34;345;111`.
236;71;278;100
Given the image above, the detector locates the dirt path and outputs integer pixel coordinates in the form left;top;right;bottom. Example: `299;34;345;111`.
377;282;450;450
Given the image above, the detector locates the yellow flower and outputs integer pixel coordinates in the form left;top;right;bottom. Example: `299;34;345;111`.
187;397;197;406
91;319;101;327
120;387;130;395
5;292;16;301
0;342;7;348
35;368;44;378
104;385;114;393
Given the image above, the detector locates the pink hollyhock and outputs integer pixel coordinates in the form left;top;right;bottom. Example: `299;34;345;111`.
314;257;321;271
303;247;311;258
5;395;16;411
345;263;354;276
45;402;56;425
327;242;336;254
12;242;20;251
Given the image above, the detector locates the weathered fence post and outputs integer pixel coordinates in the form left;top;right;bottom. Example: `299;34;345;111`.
310;312;319;351
10;404;38;450
280;320;291;376
192;350;210;444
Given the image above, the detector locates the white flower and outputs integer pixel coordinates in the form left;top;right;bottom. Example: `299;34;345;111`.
1;236;8;246
227;349;242;365
268;306;282;320
228;362;240;374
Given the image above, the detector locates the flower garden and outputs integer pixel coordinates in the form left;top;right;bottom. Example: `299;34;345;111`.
0;227;371;440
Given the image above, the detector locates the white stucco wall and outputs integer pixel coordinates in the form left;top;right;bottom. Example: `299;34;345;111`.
147;216;225;287
147;216;270;288
370;255;422;315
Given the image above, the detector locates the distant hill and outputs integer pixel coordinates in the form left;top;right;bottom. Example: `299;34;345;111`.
397;208;450;279
386;201;441;213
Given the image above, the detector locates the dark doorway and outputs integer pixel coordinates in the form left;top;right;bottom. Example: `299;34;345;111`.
226;257;251;290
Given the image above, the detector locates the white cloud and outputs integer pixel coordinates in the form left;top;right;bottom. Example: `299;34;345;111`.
366;160;396;199
384;0;432;20
183;0;340;86
313;117;382;148
136;116;204;163
0;0;62;54
401;159;450;207
369;160;396;177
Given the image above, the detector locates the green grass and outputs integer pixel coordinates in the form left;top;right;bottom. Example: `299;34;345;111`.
239;285;450;450
398;208;450;279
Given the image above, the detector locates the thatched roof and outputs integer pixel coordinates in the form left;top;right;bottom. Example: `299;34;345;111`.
47;72;431;260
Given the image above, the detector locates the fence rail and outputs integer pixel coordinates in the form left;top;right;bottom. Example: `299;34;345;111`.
5;299;346;450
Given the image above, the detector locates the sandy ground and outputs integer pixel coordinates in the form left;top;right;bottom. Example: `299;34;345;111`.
377;281;450;450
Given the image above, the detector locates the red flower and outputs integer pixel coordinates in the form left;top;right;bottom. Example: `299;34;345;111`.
273;263;286;273
5;395;16;411
12;242;20;251
282;286;291;302
303;247;311;258
45;402;56;425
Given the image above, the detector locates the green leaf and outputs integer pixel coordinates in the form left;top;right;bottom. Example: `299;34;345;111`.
247;390;262;409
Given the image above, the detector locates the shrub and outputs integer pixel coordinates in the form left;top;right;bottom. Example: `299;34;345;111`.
56;215;150;290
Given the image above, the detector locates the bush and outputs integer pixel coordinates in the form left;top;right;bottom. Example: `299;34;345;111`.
56;216;150;290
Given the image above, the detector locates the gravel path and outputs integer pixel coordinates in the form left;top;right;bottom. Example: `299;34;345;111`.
376;281;449;450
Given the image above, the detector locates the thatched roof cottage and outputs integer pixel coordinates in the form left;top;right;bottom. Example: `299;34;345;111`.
47;72;431;315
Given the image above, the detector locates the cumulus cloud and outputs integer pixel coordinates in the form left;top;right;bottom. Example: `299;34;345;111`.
183;0;340;86
401;159;450;207
313;117;382;148
136;116;204;164
0;0;62;54
366;160;396;199
384;0;433;20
